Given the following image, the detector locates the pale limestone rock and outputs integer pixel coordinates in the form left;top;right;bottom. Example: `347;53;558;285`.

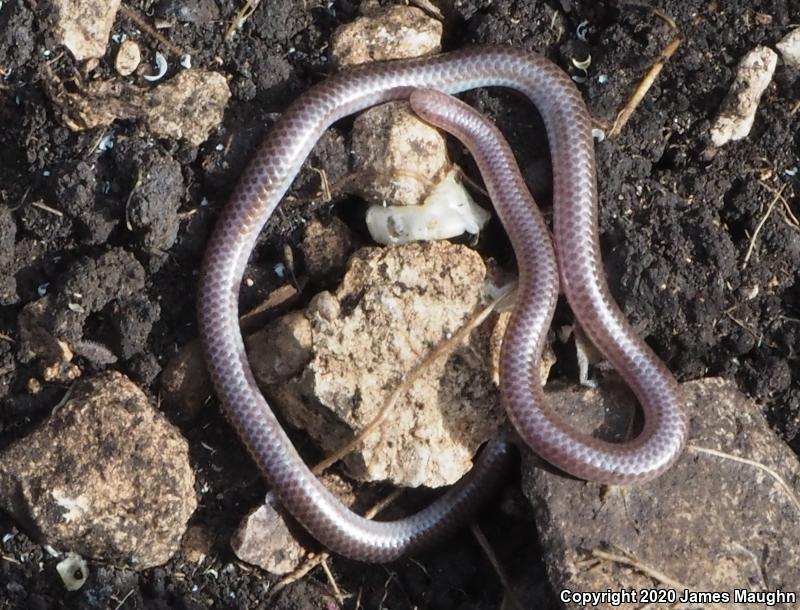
50;70;230;146
231;501;307;575
114;39;141;76
351;102;448;207
247;242;507;488
777;27;800;68
144;70;231;145
710;46;777;147
50;0;121;61
231;475;354;574
523;377;800;610
330;5;442;67
0;372;196;569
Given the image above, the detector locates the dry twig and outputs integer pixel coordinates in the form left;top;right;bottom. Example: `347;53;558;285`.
588;548;688;590
742;182;788;268
119;4;184;57
608;4;682;138
471;524;525;610
687;444;800;514
31;201;63;217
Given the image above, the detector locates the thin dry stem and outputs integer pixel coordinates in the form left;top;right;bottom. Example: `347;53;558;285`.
742;182;788;268
589;548;688;590
608;5;681;138
409;0;444;20
119;4;183;57
311;167;332;202
224;0;260;41
319;556;345;604
687;444;800;514
31;201;63;217
471;524;525;610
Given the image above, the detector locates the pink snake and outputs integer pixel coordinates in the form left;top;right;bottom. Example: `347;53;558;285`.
197;47;688;562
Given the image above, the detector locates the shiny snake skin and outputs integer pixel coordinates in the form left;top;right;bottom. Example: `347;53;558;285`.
197;46;689;562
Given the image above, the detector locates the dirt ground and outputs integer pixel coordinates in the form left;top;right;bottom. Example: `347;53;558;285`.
1;0;799;608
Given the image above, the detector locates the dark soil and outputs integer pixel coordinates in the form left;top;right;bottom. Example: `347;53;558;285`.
1;0;799;608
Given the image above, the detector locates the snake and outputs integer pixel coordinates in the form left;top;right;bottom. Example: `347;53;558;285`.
197;46;689;562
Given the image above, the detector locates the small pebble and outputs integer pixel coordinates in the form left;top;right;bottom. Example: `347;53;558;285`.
115;40;141;76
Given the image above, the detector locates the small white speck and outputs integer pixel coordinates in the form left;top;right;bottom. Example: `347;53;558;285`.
96;133;114;152
43;49;51;57
43;545;60;557
180;54;192;69
2;533;14;544
245;278;254;287
784;166;798;176
215;144;224;151
597;74;608;84
37;283;49;297
273;263;286;278
42;170;50;177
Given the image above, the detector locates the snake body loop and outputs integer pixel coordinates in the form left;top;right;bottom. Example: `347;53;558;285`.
198;47;688;562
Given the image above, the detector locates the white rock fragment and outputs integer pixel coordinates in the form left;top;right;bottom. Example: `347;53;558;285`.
114;39;141;76
710;46;777;147
330;5;442;67
366;168;490;245
351;101;449;207
56;552;88;591
777;27;800;68
50;0;121;61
